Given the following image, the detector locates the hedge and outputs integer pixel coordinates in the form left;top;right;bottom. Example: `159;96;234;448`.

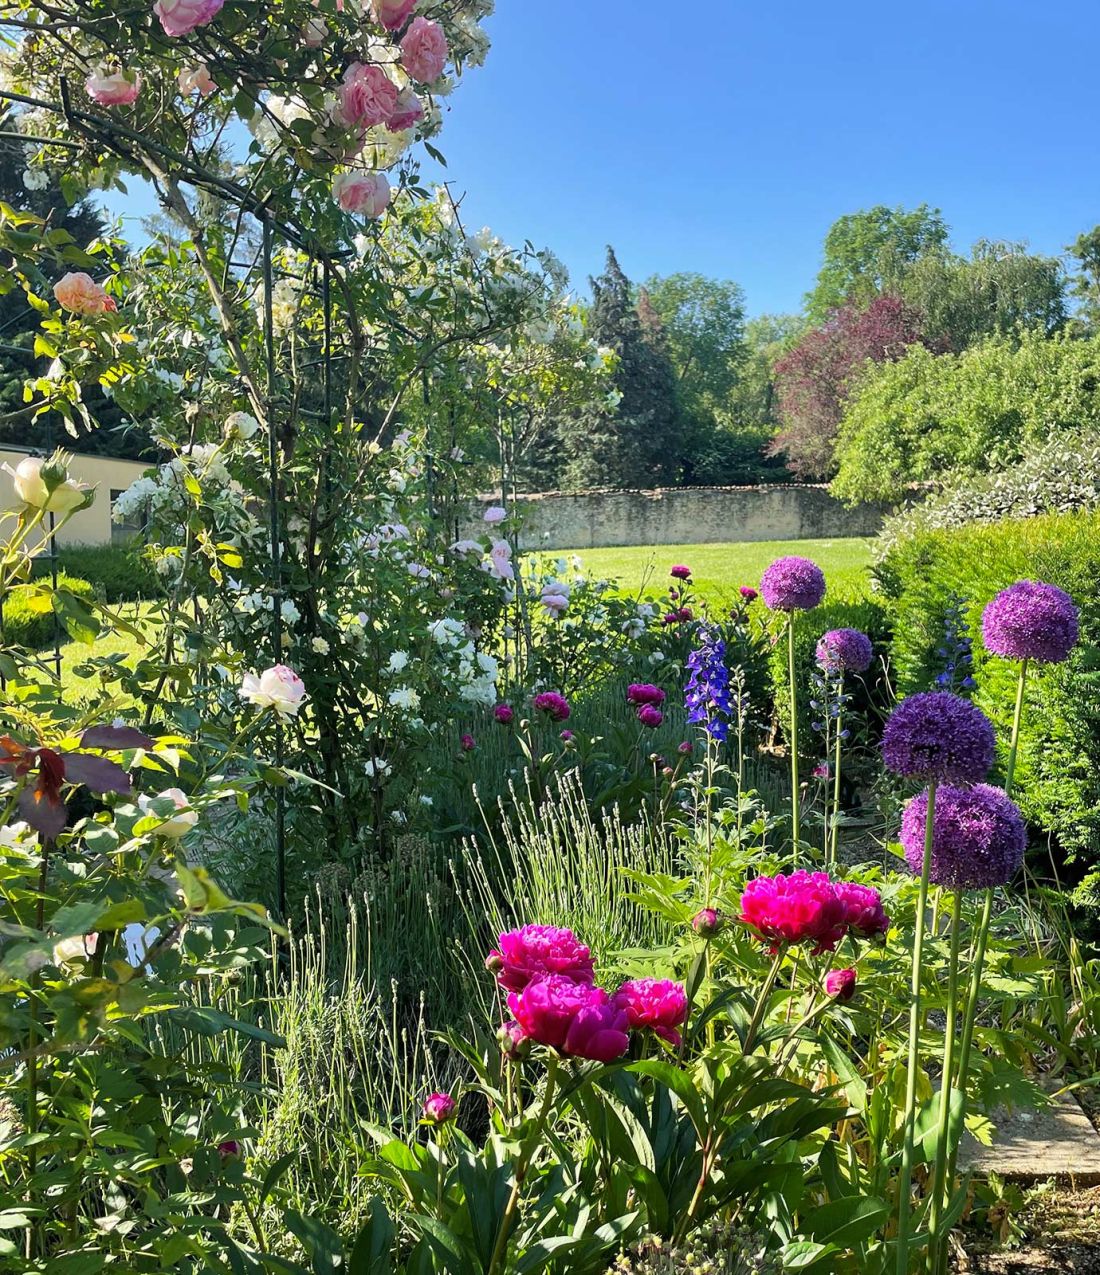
30;543;162;603
875;510;1100;868
2;574;96;650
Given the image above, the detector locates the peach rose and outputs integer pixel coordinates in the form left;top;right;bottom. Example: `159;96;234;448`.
332;61;399;130
53;272;117;315
153;0;225;38
85;69;141;107
386;86;423;132
178;64;216;96
333;171;391;218
400;17;448;83
371;0;417;31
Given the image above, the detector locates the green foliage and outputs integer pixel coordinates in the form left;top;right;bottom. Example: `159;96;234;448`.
29;541;163;601
1;571;93;648
805;203;948;321
876;510;1100;860
1067;224;1100;334
832;330;1100;505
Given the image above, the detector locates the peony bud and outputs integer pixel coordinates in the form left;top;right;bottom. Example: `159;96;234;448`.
825;968;857;1003
692;907;720;938
422;1092;456;1124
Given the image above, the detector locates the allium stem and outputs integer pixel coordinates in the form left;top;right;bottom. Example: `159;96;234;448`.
828;691;844;871
897;781;936;1275
927;888;964;1272
787;614;801;861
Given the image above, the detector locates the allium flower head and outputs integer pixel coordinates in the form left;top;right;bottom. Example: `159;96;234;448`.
900;783;1027;890
982;580;1079;665
739;871;848;954
533;691;570;722
816;628;873;675
488;924;594;993
760;556;826;612
507;976;629;1063
882;691;994;785
833;880;889;938
627;683;666;707
614;978;689;1046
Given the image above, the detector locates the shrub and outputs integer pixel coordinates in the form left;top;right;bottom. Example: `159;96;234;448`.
832;330;1100;505
2;573;95;649
30;542;163;602
876;510;1100;863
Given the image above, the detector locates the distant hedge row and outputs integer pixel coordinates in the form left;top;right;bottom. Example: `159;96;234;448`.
30;543;162;603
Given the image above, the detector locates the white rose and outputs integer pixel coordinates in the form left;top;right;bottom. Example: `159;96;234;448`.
3;456;88;514
239;664;307;717
138;787;198;838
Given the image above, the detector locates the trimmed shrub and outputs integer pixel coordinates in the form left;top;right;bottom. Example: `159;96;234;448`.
876;510;1100;865
2;574;95;649
30;543;162;602
768;596;893;765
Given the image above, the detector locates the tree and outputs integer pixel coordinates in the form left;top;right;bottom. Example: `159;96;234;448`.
1068;225;1100;333
555;248;681;489
805;204;948;322
770;294;926;479
642;272;747;412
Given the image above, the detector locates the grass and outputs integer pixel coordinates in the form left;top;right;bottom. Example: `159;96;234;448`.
558;537;875;610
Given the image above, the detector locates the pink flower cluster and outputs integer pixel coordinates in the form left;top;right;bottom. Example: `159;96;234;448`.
153;0;224;38
739;871;888;954
662;607;693;626
628;683;665;728
489;925;687;1063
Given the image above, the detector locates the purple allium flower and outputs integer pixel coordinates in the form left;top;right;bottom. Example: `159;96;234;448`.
882;692;995;785
760;556;826;612
982;580;1079;665
422;1092;456;1124
899;783;1027;890
637;704;664;728
816;628;873;675
533;691;570;722
684;626;731;742
670;564;692;580
825;969;857;1002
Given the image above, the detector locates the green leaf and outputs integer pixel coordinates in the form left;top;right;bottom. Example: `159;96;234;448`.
52;588;100;645
348;1195;394;1274
804;1194;890;1248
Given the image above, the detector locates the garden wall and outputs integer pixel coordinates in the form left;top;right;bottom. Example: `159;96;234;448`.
465;485;897;550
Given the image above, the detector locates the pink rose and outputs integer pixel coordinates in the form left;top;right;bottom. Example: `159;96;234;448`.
483;505;506;524
489;924;594;993
85;69;141;107
614;978;689;1047
332;62;399;130
400;16;448;83
53;272;116;315
371;0;417;30
153;0;225;38
508;976;629;1063
487;539;514;581
386;86;424;132
239;665;306;717
332;171;391;218
178;64;216;96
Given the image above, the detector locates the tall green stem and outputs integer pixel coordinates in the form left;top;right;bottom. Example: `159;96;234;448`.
788;613;801;861
828;689;844;871
743;947;785;1054
896;781;936;1275
927;889;964;1272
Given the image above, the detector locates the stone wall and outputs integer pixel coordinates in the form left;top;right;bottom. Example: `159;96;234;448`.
462;485;896;550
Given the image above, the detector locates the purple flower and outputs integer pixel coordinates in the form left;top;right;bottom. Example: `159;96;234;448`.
899;783;1027;890
684;626;731;742
760;556;826;612
739;586;758;602
493;704;514;725
637;704;664;728
460;733;476;752
560;729;575;742
692;907;720;936
833;880;889;938
882;692;995;785
982;580;1079;664
677;740;693;755
670;565;692;580
533;691;570;722
627;683;666;707
422;1092;456;1124
816;628;873;675
825;968;857;1002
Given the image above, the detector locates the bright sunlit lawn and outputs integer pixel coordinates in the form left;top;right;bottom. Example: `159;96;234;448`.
561;537;875;610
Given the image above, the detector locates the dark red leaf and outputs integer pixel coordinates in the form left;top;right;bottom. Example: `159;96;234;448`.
62;754;133;796
18;785;67;837
80;725;156;751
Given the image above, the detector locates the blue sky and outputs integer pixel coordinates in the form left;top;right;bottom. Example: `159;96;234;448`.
105;0;1100;317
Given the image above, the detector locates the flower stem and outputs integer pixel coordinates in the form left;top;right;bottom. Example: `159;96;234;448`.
788;613;801;862
744;948;785;1054
896;781;936;1275
926;888;964;1272
828;691;844;871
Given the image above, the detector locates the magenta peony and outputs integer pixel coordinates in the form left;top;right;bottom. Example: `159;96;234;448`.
614;978;689;1046
670;565;692;580
497;1020;529;1061
627;683;666;707
493;703;514;725
637;705;664;728
153;0;225;37
488;924;594;993
533;691;570;722
739;586;758;602
692;907;720;936
460;733;475;752
833;880;889;938
825;968;857;1002
400;16;449;83
422;1091;456;1124
739;870;848;954
508;976;629;1063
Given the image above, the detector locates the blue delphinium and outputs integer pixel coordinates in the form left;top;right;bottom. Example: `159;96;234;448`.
685;626;731;742
935;595;977;694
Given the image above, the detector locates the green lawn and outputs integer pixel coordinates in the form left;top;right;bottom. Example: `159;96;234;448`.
559;538;875;609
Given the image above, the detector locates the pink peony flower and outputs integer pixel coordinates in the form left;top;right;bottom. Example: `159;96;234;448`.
460;732;475;752
627;683;666;707
371;0;417;30
825;968;857;1002
739;586;758;602
332;62;399;130
332;170;391;218
508;976;629;1063
614;978;688;1046
422;1092;456;1124
153;0;224;38
692;907;720;936
489;923;594;993
678;740;693;755
493;703;514;725
637;705;663;728
217;1139;241;1159
400;16;449;83
86;69;141;107
833;881;889;939
54;272;116;316
670;565;692;580
559;729;575;742
178;64;216;96
386;86;424;131
739;870;848;954
533;691;570;722
239;665;306;717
